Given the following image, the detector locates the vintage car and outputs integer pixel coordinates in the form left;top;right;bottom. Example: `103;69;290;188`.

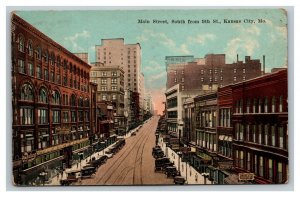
173;176;185;185
81;166;96;178
153;150;164;159
165;166;180;178
154;157;170;171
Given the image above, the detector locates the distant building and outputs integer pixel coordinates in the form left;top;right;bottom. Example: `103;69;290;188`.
90;62;126;135
166;54;262;91
95;38;144;125
74;52;89;64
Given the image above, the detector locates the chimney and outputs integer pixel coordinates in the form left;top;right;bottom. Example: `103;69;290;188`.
263;55;265;74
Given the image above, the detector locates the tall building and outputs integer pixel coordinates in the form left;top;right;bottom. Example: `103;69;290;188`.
11;14;97;185
166;54;262;90
231;69;288;184
95;38;144;124
90;62;126;135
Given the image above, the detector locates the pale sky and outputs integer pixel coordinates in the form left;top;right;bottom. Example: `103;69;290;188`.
16;9;288;115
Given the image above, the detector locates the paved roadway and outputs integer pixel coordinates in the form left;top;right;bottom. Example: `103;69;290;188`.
78;116;174;185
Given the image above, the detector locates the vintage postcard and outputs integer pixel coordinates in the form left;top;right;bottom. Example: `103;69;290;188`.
11;9;288;186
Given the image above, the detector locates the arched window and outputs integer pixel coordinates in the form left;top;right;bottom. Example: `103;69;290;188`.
78;97;83;107
52;90;61;105
28;40;33;56
36;46;42;60
50;52;55;66
20;83;34;101
70;94;76;106
44;50;48;63
39;88;48;103
18;34;25;52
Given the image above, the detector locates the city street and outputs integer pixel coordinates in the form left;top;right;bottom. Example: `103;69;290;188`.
78;116;174;185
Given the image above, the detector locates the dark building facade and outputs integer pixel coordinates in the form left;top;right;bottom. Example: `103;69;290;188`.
11;14;97;185
232;69;288;184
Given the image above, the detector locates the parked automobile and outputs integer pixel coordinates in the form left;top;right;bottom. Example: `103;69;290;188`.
81;166;96;178
153;150;164;159
105;149;114;158
152;146;162;156
154;157;170;172
165;166;180;178
174;176;185;185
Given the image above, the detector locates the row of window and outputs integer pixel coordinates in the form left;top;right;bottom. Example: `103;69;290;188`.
20;83;90;107
235;96;285;114
235;123;287;149
196;132;217;152
17;34;89;78
97;94;120;102
235;150;286;183
19;107;90;125
90;71;119;77
18;59;89;92
197;110;217;128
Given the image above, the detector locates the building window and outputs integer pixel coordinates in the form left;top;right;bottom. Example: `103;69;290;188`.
258;124;262;144
240;151;244;169
243;68;246;73
18;59;25;74
247;152;251;171
264;97;268;113
52;110;61;123
78;97;83;107
234;69;237;73
38;130;50;149
174;78;177;83
70;94;76;106
71;111;77;122
52;90;61;105
78;111;84;122
246;99;250;113
20;107;34;125
272;96;276;113
201;70;204;74
235;150;239;167
259;156;264;177
36;65;42;79
21;133;34;153
111;78;117;84
50;71;54;82
234;76;237;81
243;76;246;81
264;125;269;145
246;124;250;141
36;47;42;60
253;98;257;113
258;98;262;113
112;94;117;100
101;79;107;84
44;69;49;81
21;84;34;101
220;76;223;81
239;124;244;141
279;96;283;112
63;111;69;123
101;86;107;91
102;95;107;100
181;78;184;82
102;72;107;76
214;77;217;82
277;162;283;183
39;88;48;103
38;109;48;124
254;154;258;174
112;71;117;76
201;77;204;82
18;34;25;52
253;125;257;143
28;40;33;56
111;86;117;91
174;71;177;75
271;126;276;146
279;126;284;148
269;159;273;181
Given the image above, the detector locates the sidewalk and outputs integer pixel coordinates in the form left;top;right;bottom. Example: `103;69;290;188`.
158;136;213;185
46;126;141;185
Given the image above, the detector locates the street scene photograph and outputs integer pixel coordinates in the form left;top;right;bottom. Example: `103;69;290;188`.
10;8;288;186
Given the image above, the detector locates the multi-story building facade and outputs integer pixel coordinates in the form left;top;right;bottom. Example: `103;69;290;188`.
95;38;143;125
11;14;97;185
232;69;288;184
166;54;262;90
90;62;125;134
74;52;89;64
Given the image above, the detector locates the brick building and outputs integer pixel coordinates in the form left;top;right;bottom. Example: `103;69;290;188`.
11;14;97;185
232;69;288;184
166;54;262;91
